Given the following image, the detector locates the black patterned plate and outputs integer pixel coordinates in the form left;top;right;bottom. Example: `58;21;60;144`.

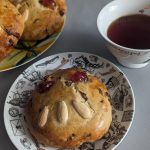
4;52;135;150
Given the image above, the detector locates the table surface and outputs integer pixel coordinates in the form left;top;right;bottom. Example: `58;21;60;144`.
1;0;150;150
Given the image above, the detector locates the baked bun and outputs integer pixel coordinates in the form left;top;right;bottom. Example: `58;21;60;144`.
0;0;24;60
10;0;66;41
26;68;112;148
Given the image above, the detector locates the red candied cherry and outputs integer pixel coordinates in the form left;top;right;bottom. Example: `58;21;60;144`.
69;71;88;83
37;81;54;93
39;0;56;9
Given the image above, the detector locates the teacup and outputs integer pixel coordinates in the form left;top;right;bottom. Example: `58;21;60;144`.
97;0;150;68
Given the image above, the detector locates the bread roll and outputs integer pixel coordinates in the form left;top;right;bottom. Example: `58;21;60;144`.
26;68;112;148
9;0;66;41
0;0;24;60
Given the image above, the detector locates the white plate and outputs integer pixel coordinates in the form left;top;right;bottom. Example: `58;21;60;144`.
4;52;135;150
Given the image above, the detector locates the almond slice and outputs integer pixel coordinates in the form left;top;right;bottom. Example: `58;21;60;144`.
57;101;68;124
38;106;49;127
72;100;92;119
16;4;21;9
22;8;29;22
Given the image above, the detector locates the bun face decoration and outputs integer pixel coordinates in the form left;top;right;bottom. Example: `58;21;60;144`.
26;68;112;148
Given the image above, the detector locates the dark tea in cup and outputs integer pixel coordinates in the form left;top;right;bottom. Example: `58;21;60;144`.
107;14;150;49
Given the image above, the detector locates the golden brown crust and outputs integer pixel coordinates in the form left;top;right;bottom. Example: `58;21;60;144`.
10;0;66;41
0;0;24;60
26;68;112;148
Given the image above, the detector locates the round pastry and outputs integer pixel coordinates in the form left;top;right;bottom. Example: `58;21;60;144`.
26;68;112;148
9;0;66;41
0;0;24;60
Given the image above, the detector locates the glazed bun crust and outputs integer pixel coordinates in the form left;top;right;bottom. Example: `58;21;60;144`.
0;0;24;60
26;68;112;148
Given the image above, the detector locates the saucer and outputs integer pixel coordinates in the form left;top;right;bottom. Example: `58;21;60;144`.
4;52;135;150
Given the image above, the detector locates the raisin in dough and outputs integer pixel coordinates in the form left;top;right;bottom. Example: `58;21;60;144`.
26;68;112;148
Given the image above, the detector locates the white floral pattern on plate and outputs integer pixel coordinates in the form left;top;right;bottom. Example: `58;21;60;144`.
4;52;135;150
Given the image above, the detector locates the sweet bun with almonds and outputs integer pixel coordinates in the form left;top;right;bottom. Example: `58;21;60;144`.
9;0;67;41
0;0;24;60
26;67;112;148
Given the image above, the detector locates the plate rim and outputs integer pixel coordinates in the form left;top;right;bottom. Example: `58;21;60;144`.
3;51;135;150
